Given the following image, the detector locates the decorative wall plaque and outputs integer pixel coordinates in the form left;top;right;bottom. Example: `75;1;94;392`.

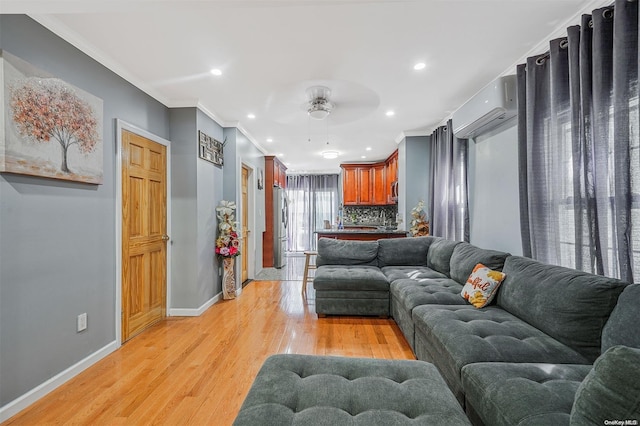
198;130;223;166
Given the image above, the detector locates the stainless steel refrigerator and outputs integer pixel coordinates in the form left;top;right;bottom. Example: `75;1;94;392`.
273;187;288;268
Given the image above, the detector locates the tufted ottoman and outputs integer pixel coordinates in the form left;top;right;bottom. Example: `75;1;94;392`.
233;354;471;426
313;266;390;317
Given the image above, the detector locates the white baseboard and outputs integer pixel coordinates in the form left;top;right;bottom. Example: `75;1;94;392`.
169;291;222;316
1;291;232;421
0;340;119;423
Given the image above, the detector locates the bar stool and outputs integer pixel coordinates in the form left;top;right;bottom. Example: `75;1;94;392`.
302;250;317;298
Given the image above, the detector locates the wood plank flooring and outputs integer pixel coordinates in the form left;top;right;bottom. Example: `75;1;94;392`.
4;280;414;426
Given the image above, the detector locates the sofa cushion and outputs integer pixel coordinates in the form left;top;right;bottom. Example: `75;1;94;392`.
390;278;467;350
412;304;589;404
601;284;640;352
462;362;591;426
390;278;466;311
314;266;388;291
316;238;379;266
233;354;472;426
449;242;510;285
570;345;640;425
381;266;447;283
497;255;628;362
460;263;506;308
377;236;434;267
426;238;462;276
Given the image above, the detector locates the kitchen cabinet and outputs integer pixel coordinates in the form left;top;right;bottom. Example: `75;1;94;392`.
342;164;372;205
268;156;287;189
371;163;386;205
263;155;288;267
341;150;396;206
385;150;398;204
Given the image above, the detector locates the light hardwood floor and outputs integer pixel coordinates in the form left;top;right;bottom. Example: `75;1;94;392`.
4;280;414;425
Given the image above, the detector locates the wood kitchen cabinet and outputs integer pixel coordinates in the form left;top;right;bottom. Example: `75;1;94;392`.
341;150;396;206
371;163;386;205
263;155;287;267
268;156;287;189
385;150;398;204
342;164;373;205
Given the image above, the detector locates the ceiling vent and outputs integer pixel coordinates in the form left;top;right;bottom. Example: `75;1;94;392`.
452;75;517;139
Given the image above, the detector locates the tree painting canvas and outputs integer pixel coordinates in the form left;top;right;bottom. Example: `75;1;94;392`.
0;50;103;184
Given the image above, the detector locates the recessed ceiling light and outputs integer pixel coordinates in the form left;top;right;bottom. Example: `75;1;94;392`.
210;68;222;76
247;113;256;119
414;62;426;71
322;151;339;159
266;138;273;143
366;147;372;151
277;153;284;157
386;110;395;117
361;156;367;159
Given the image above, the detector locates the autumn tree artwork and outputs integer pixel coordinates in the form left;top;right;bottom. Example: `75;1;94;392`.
1;50;103;184
11;78;99;174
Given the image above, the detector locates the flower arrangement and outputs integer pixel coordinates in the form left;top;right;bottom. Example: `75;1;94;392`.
410;200;430;237
215;200;240;258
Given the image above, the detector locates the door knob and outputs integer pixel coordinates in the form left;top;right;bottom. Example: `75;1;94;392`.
162;234;170;241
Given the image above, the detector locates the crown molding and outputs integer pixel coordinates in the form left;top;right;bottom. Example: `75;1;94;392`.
29;14;171;106
394;129;430;144
29;14;268;155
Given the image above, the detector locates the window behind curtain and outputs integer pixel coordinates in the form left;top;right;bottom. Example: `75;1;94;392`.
286;174;339;252
518;1;639;282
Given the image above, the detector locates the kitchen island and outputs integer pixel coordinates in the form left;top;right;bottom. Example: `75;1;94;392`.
315;227;407;241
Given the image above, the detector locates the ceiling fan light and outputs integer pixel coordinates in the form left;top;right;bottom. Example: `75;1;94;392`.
322;150;339;159
308;102;332;120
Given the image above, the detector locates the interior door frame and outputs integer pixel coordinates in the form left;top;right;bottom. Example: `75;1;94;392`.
240;161;256;284
115;119;172;346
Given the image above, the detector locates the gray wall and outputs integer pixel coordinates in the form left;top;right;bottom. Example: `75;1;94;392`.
398;136;430;229
223;128;266;278
169;108;198;306
398;129;522;256
0;15;170;406
468;121;522;255
196;110;225;298
169;108;226;306
0;16;264;411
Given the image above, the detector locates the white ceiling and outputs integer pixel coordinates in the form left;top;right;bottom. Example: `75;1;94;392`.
3;0;608;173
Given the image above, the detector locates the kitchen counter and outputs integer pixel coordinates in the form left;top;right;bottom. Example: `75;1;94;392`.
316;228;408;241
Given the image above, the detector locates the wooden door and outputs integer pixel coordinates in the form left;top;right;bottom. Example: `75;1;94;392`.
241;166;249;283
122;130;167;342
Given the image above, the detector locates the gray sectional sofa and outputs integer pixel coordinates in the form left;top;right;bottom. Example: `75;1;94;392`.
312;236;640;425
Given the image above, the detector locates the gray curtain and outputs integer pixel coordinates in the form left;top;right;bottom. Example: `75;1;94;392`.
286;174;339;252
518;0;639;282
428;119;469;241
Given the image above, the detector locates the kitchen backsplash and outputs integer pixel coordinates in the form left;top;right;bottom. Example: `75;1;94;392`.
343;205;398;226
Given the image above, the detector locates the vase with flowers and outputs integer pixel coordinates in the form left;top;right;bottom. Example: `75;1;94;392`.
216;200;240;299
410;200;430;237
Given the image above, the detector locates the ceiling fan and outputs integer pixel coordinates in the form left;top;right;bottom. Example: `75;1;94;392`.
269;79;380;126
306;85;334;120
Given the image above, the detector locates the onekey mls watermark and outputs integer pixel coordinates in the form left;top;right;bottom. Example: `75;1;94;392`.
604;420;638;425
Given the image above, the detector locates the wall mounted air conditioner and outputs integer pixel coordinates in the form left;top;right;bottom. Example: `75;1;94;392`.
452;75;517;139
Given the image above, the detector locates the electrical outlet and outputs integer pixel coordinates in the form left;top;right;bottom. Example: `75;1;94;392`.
77;313;87;332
